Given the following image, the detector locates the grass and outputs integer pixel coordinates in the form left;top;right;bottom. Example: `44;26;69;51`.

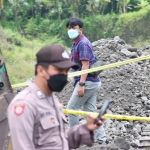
132;35;150;48
1;27;69;85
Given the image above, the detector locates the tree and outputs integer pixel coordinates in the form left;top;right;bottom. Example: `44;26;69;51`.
86;0;110;15
134;0;149;8
0;0;4;20
8;0;19;21
115;0;131;13
34;0;42;17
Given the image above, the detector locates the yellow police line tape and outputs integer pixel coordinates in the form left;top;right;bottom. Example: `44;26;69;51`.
11;55;150;89
62;109;150;122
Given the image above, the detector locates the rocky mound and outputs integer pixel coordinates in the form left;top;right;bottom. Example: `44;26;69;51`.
56;36;150;150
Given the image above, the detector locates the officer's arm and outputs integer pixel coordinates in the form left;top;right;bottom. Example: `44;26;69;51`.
7;101;36;150
67;123;94;149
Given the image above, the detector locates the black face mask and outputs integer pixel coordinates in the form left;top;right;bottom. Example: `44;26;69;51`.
47;74;68;92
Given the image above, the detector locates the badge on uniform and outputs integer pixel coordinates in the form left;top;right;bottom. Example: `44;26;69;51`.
14;104;25;116
50;117;55;124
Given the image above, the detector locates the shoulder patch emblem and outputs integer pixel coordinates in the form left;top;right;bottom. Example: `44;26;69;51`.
14;104;25;116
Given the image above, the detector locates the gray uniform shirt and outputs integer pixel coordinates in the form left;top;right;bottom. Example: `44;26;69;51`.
7;82;94;150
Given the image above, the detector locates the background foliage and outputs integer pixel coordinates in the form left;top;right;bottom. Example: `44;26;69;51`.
1;0;150;46
0;0;150;84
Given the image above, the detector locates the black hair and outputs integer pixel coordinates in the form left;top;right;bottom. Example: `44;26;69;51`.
35;63;49;76
66;18;84;28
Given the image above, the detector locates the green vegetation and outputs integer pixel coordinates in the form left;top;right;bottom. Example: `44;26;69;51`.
57;5;150;46
0;0;150;85
1;28;67;84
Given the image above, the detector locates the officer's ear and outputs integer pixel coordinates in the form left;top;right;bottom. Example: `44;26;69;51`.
37;65;45;77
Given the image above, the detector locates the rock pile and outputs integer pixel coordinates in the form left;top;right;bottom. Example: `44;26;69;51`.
56;36;150;150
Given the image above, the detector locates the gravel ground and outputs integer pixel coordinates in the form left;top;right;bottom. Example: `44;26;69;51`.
56;36;150;150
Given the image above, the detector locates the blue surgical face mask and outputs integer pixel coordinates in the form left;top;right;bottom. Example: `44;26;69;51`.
68;29;79;39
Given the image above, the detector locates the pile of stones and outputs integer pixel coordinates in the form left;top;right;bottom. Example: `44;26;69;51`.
57;36;150;150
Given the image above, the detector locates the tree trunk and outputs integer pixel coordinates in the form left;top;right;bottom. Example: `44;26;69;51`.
34;2;39;18
111;0;113;13
75;0;79;17
99;4;103;14
123;0;127;13
55;0;61;20
116;0;119;13
71;0;79;17
69;0;73;16
31;7;34;18
18;25;25;37
91;4;94;15
14;4;17;22
58;11;61;20
0;0;4;20
101;4;106;15
1;7;4;20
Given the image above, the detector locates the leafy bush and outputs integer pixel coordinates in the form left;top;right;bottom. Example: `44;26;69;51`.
25;18;39;36
57;5;150;45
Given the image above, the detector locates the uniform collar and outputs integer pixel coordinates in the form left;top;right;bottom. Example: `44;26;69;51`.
28;82;60;111
29;82;52;100
74;34;84;45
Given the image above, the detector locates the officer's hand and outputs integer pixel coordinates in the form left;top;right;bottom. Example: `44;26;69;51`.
86;115;104;131
78;86;84;97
